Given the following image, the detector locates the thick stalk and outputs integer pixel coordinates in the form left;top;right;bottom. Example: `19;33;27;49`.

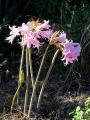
17;47;25;105
37;49;59;108
27;45;50;118
24;48;29;115
28;48;34;87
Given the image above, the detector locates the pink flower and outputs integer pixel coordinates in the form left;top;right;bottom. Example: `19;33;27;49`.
56;32;67;45
6;26;20;44
40;30;53;39
31;38;41;48
30;30;41;38
9;26;20;36
62;41;81;65
19;23;30;35
6;19;52;48
19;20;52;48
36;20;50;30
20;36;41;48
6;35;16;44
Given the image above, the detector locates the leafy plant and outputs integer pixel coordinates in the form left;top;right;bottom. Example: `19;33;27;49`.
5;18;81;119
69;97;90;120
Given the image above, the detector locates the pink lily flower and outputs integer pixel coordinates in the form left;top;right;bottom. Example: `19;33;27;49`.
19;23;30;35
20;36;41;48
6;26;20;44
62;41;81;65
6;20;52;48
56;32;67;45
36;20;50;30
40;30;53;39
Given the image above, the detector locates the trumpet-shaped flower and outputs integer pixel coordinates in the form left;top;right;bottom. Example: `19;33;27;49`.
62;41;81;65
36;20;50;30
20;37;41;48
56;32;67;45
49;31;67;45
9;26;20;36
49;31;67;51
19;23;30;35
6;26;20;44
40;30;53;39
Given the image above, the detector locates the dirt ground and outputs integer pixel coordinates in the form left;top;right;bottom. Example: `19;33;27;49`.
0;71;90;120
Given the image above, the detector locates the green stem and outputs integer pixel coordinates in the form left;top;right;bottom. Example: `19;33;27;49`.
24;48;30;115
17;47;25;105
36;45;50;83
11;85;21;112
37;49;59;108
27;45;50;118
28;48;35;87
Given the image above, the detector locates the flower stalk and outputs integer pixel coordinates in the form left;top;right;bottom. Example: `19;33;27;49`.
28;48;35;87
11;85;21;112
11;47;25;112
24;48;30;115
27;45;50;118
37;49;59;108
17;47;25;105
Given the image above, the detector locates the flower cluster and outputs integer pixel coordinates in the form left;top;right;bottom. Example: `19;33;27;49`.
6;19;81;65
6;20;52;48
49;31;81;65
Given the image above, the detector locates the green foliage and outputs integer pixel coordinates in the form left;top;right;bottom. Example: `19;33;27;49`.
70;97;90;120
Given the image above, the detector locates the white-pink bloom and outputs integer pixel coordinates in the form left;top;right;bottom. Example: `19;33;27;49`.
6;19;52;48
9;26;20;36
63;41;81;55
56;32;67;45
62;52;78;65
19;23;30;35
20;36;41;48
20;20;51;48
30;30;41;38
36;20;50;30
40;30;53;39
31;38;41;48
62;41;81;65
6;26;20;44
6;35;16;44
